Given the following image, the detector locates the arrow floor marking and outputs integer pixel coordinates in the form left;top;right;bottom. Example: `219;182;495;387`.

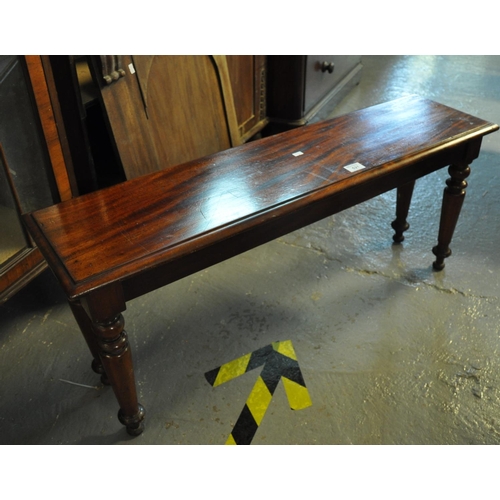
205;340;312;445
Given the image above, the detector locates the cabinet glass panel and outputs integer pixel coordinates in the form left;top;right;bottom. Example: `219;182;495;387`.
0;55;57;266
0;148;26;263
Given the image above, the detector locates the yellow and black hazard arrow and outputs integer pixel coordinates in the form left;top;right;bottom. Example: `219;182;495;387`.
205;340;312;445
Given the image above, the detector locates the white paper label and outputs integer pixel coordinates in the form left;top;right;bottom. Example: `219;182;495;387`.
292;151;304;157
128;63;136;74
343;162;366;173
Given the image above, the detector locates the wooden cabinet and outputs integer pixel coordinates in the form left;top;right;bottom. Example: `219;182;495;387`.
74;55;269;181
266;55;362;129
0;56;73;302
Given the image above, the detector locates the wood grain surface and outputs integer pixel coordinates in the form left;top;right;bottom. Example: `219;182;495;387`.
24;96;498;299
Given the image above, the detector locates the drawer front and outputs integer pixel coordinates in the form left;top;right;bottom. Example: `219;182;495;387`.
304;55;361;113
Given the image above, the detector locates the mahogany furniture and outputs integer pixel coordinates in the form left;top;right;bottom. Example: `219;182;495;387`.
23;96;498;435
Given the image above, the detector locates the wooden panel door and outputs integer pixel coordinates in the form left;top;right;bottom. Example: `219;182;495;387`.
89;55;242;180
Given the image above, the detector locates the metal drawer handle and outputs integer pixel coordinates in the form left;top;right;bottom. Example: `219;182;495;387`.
321;61;335;74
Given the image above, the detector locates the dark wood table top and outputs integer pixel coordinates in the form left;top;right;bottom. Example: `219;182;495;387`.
24;95;498;299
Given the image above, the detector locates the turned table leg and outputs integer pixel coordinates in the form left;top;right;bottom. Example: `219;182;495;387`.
432;162;471;270
68;300;109;385
392;180;415;243
82;283;145;436
93;313;145;436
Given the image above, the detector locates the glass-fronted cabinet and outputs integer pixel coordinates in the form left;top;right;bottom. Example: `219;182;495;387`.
0;55;73;302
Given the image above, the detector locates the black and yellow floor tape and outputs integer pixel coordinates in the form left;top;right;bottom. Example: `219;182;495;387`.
205;340;312;445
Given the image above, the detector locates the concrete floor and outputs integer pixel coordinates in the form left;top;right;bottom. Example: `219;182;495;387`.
2;56;500;448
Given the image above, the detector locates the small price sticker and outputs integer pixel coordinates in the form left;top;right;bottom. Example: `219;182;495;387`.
343;162;366;173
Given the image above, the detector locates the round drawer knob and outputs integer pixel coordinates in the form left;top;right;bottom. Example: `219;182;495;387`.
321;61;335;74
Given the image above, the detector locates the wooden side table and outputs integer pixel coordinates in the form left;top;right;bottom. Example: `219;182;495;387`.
24;96;498;435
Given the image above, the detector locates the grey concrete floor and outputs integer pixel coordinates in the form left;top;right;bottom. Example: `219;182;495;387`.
2;56;500;448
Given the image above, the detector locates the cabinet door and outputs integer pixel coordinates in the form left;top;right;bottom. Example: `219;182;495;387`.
0;55;71;302
90;55;240;180
226;55;268;142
